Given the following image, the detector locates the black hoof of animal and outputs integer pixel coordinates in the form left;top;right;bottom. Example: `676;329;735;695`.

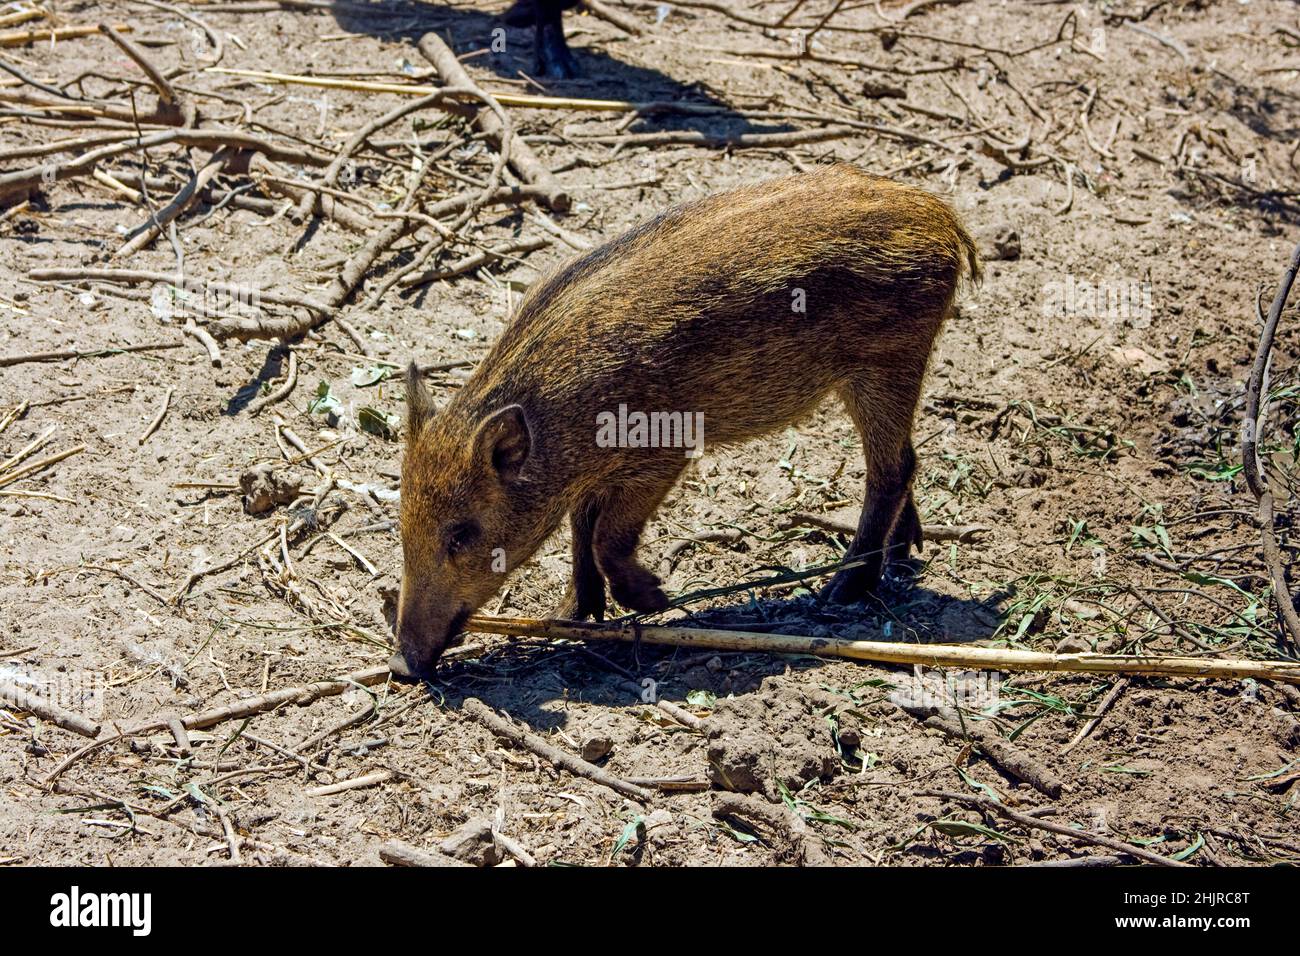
535;50;580;79
536;24;580;79
550;593;606;622
820;567;880;606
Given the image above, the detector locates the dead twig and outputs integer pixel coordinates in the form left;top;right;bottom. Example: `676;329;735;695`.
909;708;1064;799
1061;678;1128;755
462;697;653;803
1242;241;1300;650
919;790;1192;867
417;32;569;211
137;387;173;446
0;340;184;367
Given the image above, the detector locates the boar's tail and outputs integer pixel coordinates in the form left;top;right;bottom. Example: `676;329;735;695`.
955;221;982;289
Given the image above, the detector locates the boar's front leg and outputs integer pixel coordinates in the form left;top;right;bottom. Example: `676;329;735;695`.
552;496;606;621
593;476;677;614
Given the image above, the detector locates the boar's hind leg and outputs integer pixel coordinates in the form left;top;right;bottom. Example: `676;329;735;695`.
552;496;607;621
823;373;923;604
593;477;677;614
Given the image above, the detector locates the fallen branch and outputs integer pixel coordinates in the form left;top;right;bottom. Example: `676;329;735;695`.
1061;678;1128;755
462;697;652;803
137;387;173;446
0;127;328;203
0;681;101;738
0;23;131;47
464;615;1300;684
0;444;85;488
417;33;569;211
304;769;394;798
98;21;187;124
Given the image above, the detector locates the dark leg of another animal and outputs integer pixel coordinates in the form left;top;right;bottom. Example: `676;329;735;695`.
823;369;925;604
593;476;679;614
554;495;606;620
535;0;580;78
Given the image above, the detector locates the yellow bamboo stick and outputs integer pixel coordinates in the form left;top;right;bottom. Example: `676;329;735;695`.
207;67;645;112
466;615;1300;685
0;9;48;29
0;23;130;46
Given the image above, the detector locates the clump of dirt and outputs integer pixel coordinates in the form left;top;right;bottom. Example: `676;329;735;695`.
239;464;304;515
705;677;837;796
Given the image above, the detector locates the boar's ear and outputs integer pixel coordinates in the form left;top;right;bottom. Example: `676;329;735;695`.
406;363;436;433
474;405;531;482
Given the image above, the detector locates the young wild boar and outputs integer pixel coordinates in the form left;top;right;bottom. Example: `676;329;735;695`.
395;164;979;678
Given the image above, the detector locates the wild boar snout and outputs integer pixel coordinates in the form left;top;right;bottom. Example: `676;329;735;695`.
394;585;471;679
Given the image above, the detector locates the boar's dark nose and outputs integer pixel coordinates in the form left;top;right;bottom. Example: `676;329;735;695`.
391;606;472;682
387;651;417;682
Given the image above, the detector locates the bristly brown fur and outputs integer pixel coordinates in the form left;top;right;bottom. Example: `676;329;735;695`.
396;163;979;675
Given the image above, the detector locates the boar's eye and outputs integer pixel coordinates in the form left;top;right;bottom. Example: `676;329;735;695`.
445;520;481;557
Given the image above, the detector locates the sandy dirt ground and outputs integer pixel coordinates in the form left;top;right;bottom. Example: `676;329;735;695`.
1;0;1299;866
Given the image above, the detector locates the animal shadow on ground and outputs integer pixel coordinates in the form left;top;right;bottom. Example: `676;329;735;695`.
326;0;788;137
426;570;1008;733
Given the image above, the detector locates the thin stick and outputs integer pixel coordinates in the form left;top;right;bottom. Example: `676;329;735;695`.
655;698;705;731
0;341;183;367
0;444;85;488
126;664;392;735
465;615;1300;684
462;697;652;802
97;22;181;112
0;23;132;47
1061;678;1128;755
210;67;654;112
246;349;296;416
1242;241;1300;649
920;790;1192;867
304;769;394;798
0;401;27;435
117;148;229;257
183;319;222;367
137;387;173;446
0;424;55;476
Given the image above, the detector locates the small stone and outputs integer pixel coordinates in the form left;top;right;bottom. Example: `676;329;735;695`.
440;818;499;867
581;735;613;761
